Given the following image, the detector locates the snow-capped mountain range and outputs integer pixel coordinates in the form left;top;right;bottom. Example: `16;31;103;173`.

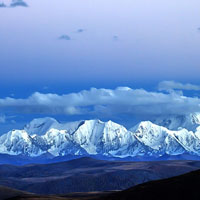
1;114;200;158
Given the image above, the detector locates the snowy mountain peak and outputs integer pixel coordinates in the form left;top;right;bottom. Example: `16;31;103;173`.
0;129;44;157
130;121;160;132
153;112;200;131
129;121;170;151
8;129;30;142
105;119;125;128
24;117;58;136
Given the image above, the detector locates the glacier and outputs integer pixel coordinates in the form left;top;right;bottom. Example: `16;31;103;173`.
1;114;200;158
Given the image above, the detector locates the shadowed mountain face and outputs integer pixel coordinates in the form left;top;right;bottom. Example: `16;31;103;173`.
0;157;200;195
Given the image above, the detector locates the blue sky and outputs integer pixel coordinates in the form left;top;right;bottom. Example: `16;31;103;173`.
0;0;200;133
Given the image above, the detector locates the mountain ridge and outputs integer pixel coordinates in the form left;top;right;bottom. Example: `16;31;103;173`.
1;114;200;159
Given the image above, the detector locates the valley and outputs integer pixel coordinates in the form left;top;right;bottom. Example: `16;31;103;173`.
0;157;200;195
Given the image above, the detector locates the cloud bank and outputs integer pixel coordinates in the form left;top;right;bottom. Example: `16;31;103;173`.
158;81;200;92
0;84;200;118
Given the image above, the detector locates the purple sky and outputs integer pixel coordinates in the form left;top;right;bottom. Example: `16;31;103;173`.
0;0;200;85
0;0;200;133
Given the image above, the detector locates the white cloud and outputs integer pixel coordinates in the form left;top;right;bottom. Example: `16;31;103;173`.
0;86;200;117
158;81;200;91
